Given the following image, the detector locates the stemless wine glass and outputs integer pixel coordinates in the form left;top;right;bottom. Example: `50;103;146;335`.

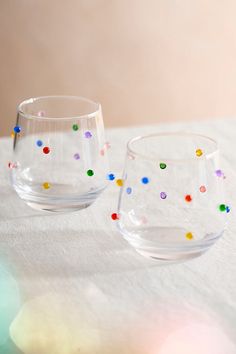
10;96;109;212
116;133;229;262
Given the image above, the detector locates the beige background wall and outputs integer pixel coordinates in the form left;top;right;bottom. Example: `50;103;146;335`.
0;0;236;136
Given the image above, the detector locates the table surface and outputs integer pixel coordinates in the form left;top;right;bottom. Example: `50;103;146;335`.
0;119;236;354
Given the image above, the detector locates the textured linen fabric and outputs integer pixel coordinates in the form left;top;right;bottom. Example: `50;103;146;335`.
0;119;236;353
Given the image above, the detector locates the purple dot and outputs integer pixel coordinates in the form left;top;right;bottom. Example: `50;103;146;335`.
74;153;80;160
85;131;92;138
160;192;167;199
215;169;223;177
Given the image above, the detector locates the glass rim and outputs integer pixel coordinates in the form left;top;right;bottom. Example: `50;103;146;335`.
17;95;100;121
127;132;219;162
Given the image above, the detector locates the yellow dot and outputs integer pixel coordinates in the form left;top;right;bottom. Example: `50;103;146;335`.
186;232;193;240
11;131;15;138
43;182;51;189
196;149;203;157
116;179;124;187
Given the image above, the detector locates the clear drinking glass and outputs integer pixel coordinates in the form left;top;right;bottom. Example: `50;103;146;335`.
10;96;109;212
116;133;228;262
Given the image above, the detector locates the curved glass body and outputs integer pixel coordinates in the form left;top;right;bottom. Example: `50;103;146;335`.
11;96;109;212
117;133;227;262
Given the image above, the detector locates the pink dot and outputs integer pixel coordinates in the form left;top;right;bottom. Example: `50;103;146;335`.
128;154;135;160
200;185;206;193
140;216;148;224
100;149;105;156
37;111;45;117
104;142;111;149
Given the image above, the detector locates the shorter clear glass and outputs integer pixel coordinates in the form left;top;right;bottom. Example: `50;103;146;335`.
116;133;228;262
11;96;109;212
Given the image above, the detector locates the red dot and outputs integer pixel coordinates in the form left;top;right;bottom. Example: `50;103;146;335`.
185;194;192;202
43;146;50;154
111;213;119;220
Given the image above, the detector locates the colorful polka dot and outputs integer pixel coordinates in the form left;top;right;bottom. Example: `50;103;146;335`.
140;216;148;224
74;153;80;160
36;140;43;147
128;154;135;160
196;149;203;157
141;177;149;184
160;192;167;199
104;142;111;149
43;146;50;154
215;169;224;177
111;213;119;220
116;179;124;187
219;204;226;212
85;131;92;138
107;173;115;181
199;185;206;193
87;169;94;176
42;182;51;189
37;111;45;117
185;194;192;202
72;124;79;131
160;162;167;169
186;232;193;240
126;187;132;194
14;126;21;133
8;162;17;169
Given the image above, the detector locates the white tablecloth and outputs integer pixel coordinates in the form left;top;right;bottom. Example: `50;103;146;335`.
0;119;236;353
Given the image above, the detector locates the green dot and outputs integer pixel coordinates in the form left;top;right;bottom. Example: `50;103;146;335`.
72;124;79;131
87;169;94;176
160;162;167;169
219;204;226;212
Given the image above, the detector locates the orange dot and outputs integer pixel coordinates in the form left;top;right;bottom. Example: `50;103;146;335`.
116;179;124;187
185;194;192;202
43;182;51;189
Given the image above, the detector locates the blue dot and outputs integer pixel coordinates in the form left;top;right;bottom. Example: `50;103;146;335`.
107;173;115;181
14;126;21;133
141;177;149;184
126;187;132;194
226;206;231;213
36;140;43;147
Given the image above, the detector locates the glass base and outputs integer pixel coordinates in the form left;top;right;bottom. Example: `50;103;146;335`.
25;200;93;213
13;184;107;213
135;248;208;264
117;223;223;263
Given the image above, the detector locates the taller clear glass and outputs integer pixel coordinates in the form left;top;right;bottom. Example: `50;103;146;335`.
11;96;109;212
